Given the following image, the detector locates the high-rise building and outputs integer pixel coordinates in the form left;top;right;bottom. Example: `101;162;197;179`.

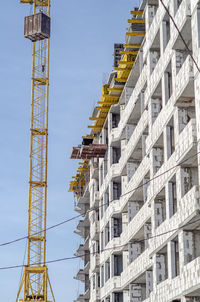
71;1;200;301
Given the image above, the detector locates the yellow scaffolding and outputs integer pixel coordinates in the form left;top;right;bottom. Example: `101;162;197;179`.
70;8;146;200
69;160;90;197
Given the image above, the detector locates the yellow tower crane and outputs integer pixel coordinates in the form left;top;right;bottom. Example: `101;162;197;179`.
16;1;55;302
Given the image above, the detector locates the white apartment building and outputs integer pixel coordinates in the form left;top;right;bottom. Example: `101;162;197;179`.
71;0;200;301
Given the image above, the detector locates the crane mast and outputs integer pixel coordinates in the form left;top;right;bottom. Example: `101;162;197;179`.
16;1;55;301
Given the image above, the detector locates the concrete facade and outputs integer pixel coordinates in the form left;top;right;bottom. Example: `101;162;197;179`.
73;1;200;301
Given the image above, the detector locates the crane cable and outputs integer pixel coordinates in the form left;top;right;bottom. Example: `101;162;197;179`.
0;145;200;248
1;215;200;271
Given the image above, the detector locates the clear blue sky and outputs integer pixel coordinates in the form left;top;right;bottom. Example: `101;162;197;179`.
0;1;140;301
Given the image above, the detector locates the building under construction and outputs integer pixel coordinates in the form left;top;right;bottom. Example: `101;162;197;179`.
69;0;200;301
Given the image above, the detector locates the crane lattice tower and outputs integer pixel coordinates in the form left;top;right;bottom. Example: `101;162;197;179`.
16;1;55;301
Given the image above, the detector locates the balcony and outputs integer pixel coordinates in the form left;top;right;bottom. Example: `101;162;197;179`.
145;46;172;108
175;55;194;103
90;253;100;272
175;118;196;162
100;276;121;300
148;118;197;203
121;156;150;208
90;288;100;302
121;249;152;288
153;256;200;301
146;100;174;154
90;221;100;240
75;218;90;239
122;202;151;244
149;186;200;254
90;160;99;180
172;0;191;51
99;237;121;265
110;64;147;145
75;241;89;260
143;1;168;59
90;191;100;209
74;262;89;282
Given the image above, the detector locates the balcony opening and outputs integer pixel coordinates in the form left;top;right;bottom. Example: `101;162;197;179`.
197;8;200;48
126;98;141;142
152;78;163;108
151;29;160;50
149;48;160;74
100;231;104;252
154;188;166;228
105;222;110;246
97;272;100;288
142;128;148;158
166;116;175;159
147;3;158;28
128;199;143;223
152;133;164;175
143;172;150;203
112;146;121;164
104;153;108;178
112;181;121;201
171;236;180;278
129;269;153;301
105;296;111;302
181;166;198;198
100;163;103;187
168;175;177;218
113;254;123;276
111;214;122;239
164;61;172;104
126;160;140;183
177;106;195;134
129;221;151;264
103;126;109;145
92;274;95;290
112;113;120;129
105;259;110;282
92;240;99;256
85;275;89;292
173;8;192;51
151;97;162;124
183;230;200;264
100;264;104;287
113;292;123;302
156;245;168;284
128;137;143;172
176;49;188;74
127;173;150;222
162;12;170;51
174;0;183;15
126;123;136;144
104;188;110;211
84;250;90;267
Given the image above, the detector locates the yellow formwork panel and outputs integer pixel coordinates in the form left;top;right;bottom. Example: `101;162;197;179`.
124;44;141;48
127;19;145;23
107;88;123;92
126;32;145;36
115;67;131;72
114;78;127;83
118;60;134;65
130;10;143;15
120;50;138;55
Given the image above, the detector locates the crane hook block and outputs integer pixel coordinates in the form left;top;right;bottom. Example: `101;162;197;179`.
24;12;50;41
